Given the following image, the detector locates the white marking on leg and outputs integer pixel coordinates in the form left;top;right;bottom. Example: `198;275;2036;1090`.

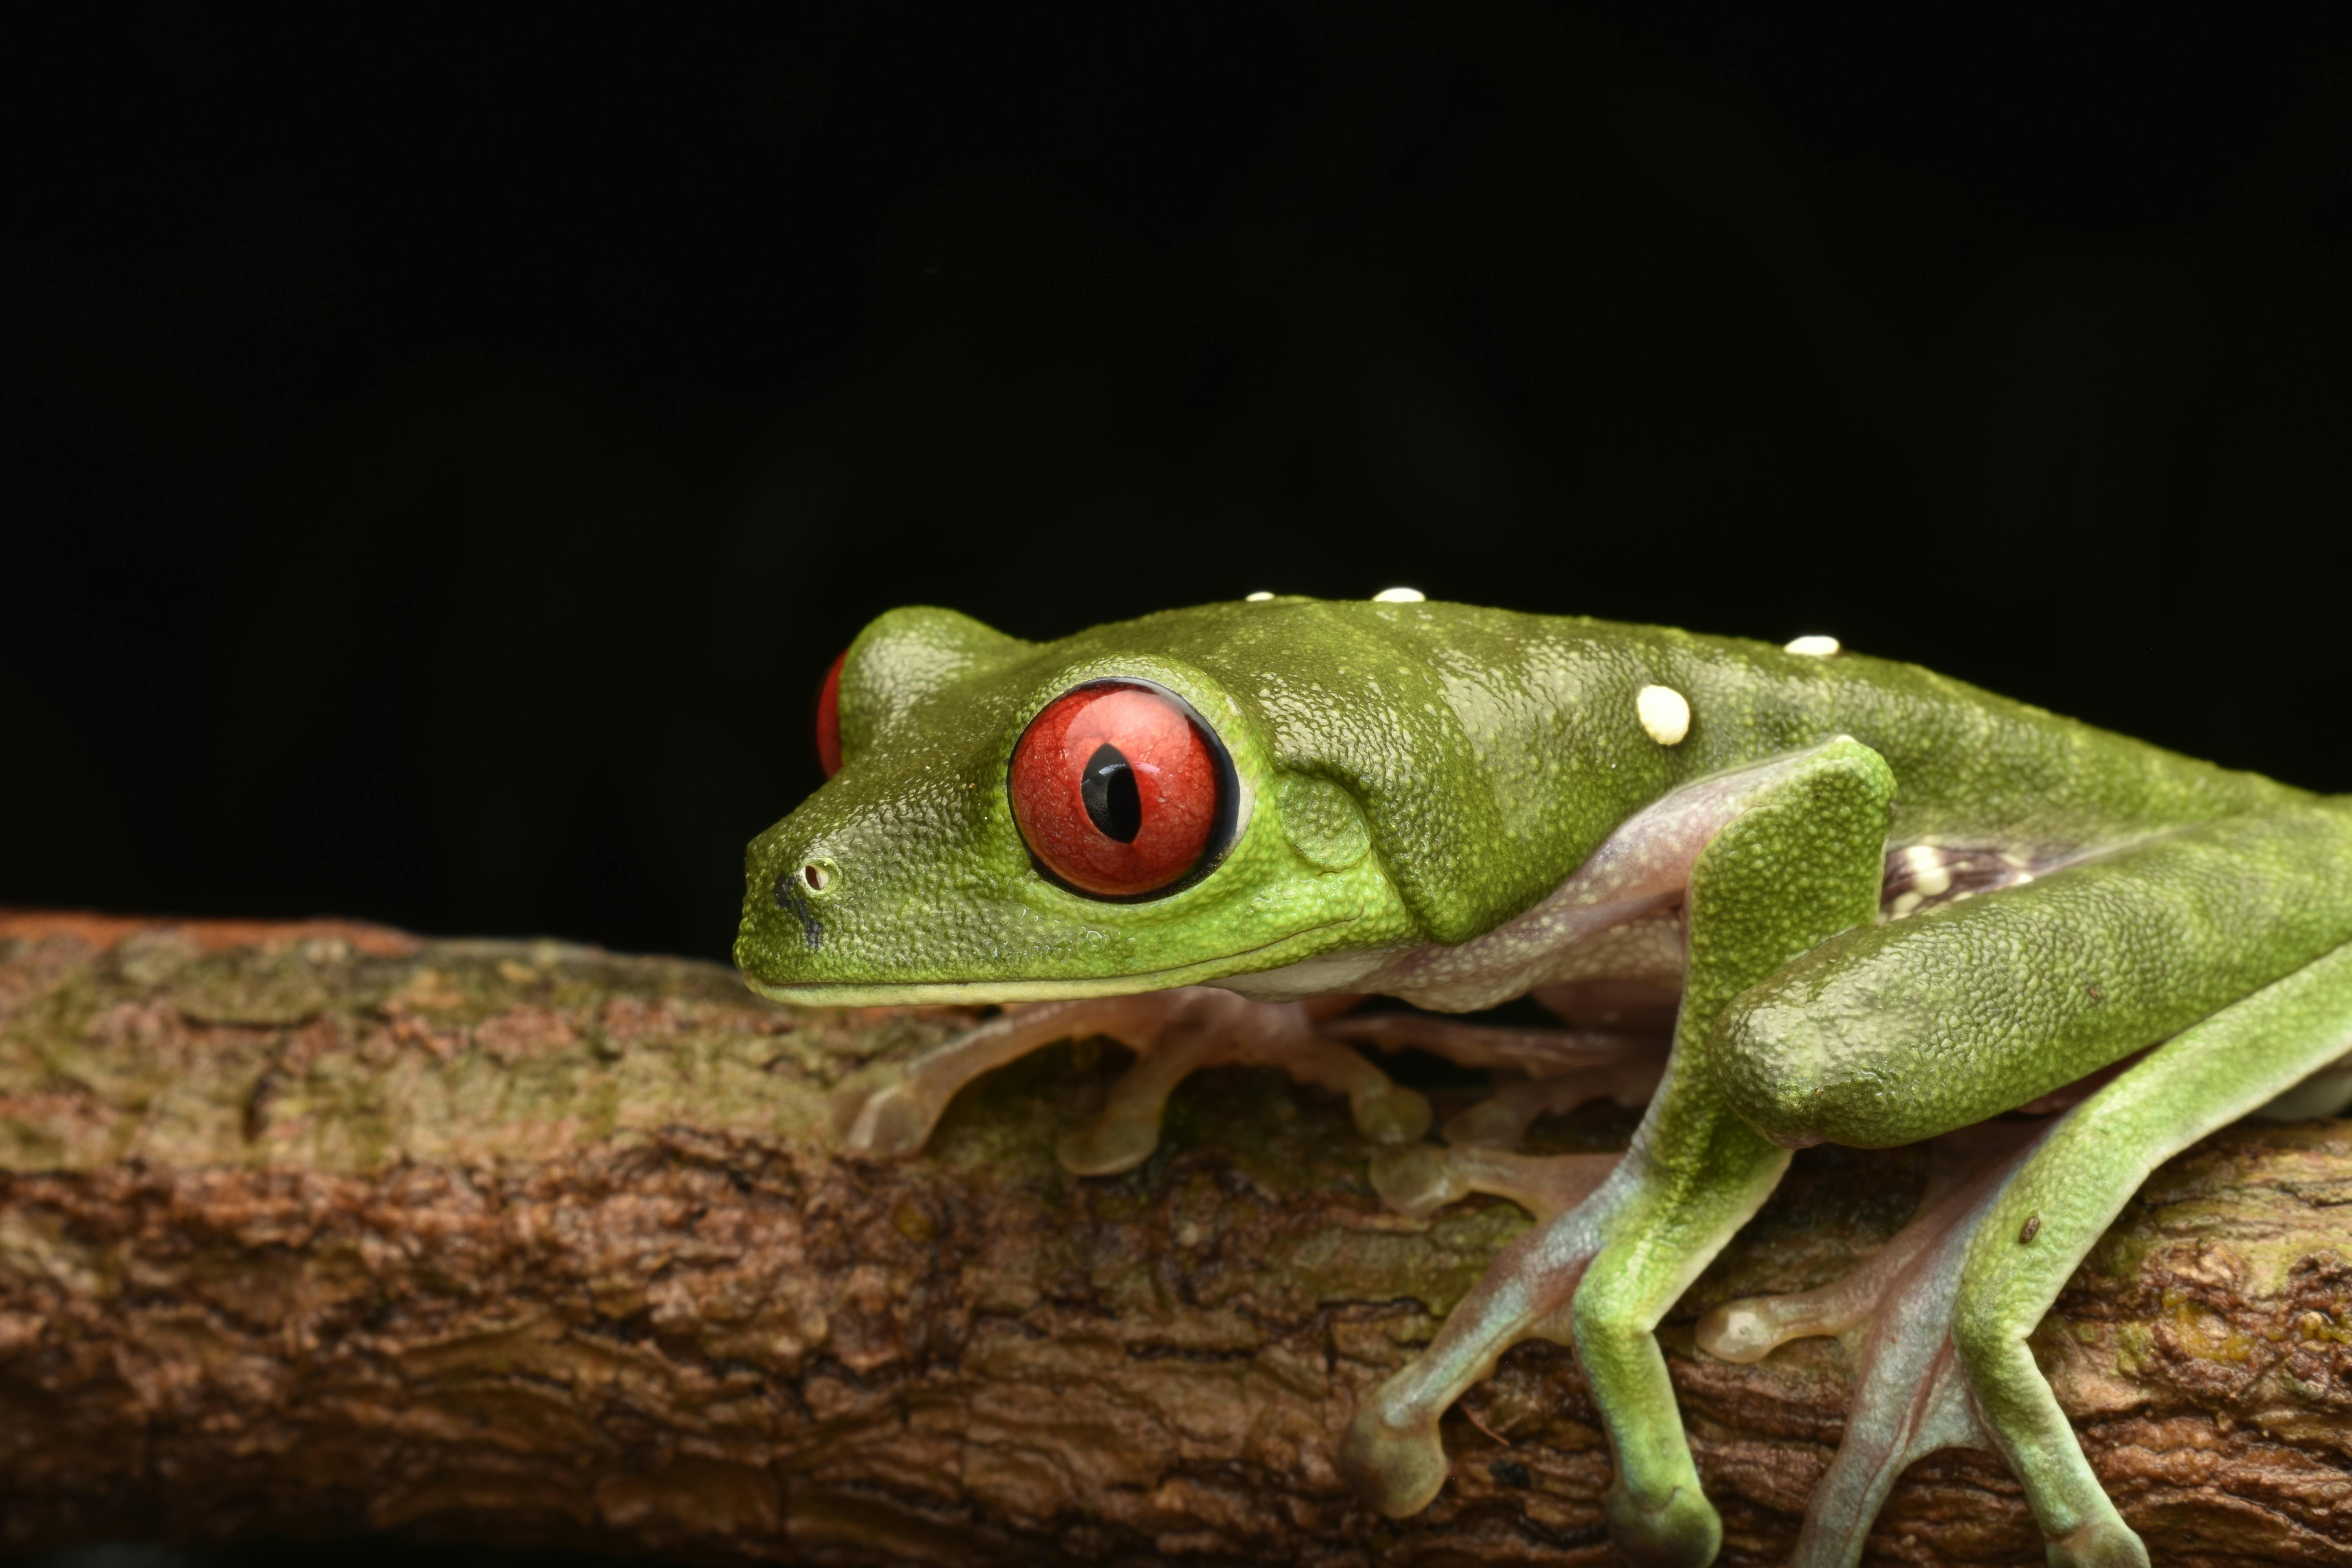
1902;843;1953;898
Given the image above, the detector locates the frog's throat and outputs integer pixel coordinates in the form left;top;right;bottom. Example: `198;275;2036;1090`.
739;920;1367;1007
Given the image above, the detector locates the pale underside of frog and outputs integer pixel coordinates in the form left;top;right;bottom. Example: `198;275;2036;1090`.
734;595;2352;1568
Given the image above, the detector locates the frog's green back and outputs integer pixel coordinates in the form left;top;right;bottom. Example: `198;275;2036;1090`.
736;597;2304;999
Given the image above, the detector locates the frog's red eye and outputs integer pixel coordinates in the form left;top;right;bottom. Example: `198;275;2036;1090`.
814;650;846;777
1009;681;1237;899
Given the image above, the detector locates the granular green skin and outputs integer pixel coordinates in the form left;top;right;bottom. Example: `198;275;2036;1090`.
737;598;2302;1000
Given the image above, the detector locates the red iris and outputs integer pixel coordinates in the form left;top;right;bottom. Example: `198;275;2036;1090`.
1010;683;1223;897
814;650;846;777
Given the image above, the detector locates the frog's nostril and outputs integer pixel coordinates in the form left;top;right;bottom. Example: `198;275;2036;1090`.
771;859;831;952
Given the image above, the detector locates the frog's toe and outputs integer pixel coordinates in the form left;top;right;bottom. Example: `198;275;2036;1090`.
1338;1402;1450;1519
2047;1515;2151;1568
1350;1080;1433;1145
1368;1145;1462;1216
1056;1111;1161;1175
1326;1015;1666;1150
1371;1143;1617;1222
829;1069;933;1158
828;996;1189;1160
1695;1242;1916;1364
1605;1479;1722;1568
1438;1058;1668;1149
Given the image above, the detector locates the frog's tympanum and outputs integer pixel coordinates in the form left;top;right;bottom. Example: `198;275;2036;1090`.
735;595;2352;1568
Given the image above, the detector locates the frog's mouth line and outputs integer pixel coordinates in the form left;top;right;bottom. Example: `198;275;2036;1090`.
737;921;1357;1008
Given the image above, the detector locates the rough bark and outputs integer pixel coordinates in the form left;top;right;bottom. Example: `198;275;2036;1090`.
2;912;2350;1566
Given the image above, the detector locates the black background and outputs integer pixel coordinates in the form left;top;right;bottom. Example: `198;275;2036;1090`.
2;7;2350;1564
9;10;2350;969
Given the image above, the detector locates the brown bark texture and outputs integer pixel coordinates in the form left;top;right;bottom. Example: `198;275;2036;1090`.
2;912;2351;1566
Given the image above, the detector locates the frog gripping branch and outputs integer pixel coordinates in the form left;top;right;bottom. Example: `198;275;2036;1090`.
735;596;2352;1568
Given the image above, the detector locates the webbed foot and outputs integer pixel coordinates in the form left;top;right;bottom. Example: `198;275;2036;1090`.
1335;1013;1659;1220
1691;1122;2052;1568
1438;1050;1664;1147
830;988;1431;1174
828;997;1154;1158
1343;1166;1626;1515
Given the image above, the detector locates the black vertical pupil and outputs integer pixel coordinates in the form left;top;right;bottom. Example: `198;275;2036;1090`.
1081;743;1142;842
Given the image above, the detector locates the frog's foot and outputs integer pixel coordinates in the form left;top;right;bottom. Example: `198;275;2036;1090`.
828;986;1432;1172
1059;988;1430;1174
1444;1055;1665;1148
1369;1143;1619;1221
1693;1121;2052;1568
829;995;1170;1158
1342;1164;1630;1518
1320;1013;1666;1147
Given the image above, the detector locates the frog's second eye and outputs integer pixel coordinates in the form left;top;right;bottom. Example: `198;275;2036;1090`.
1009;681;1235;899
814;650;847;778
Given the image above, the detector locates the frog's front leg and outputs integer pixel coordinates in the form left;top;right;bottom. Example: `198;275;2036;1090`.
1343;737;1896;1566
829;988;1430;1172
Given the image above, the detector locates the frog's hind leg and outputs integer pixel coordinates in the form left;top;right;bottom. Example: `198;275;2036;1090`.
1947;936;2352;1568
830;987;1433;1174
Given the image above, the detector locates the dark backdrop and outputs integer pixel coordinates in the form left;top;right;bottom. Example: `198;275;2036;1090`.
7;10;2349;964
4;9;2351;1567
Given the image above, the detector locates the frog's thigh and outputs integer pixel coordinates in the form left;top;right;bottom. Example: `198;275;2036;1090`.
1715;802;2352;1150
1951;936;2352;1568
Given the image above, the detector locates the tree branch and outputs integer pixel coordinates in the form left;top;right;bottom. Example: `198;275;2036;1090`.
2;912;2348;1565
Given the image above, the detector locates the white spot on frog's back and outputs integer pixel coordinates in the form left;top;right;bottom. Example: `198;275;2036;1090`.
1636;685;1691;746
1783;634;1841;657
1371;586;1426;603
1244;590;1276;602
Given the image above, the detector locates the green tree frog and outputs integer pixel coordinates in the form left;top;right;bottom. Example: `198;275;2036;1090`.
734;595;2352;1568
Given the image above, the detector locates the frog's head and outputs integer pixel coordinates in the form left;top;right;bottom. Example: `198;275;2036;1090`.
734;599;1440;1005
